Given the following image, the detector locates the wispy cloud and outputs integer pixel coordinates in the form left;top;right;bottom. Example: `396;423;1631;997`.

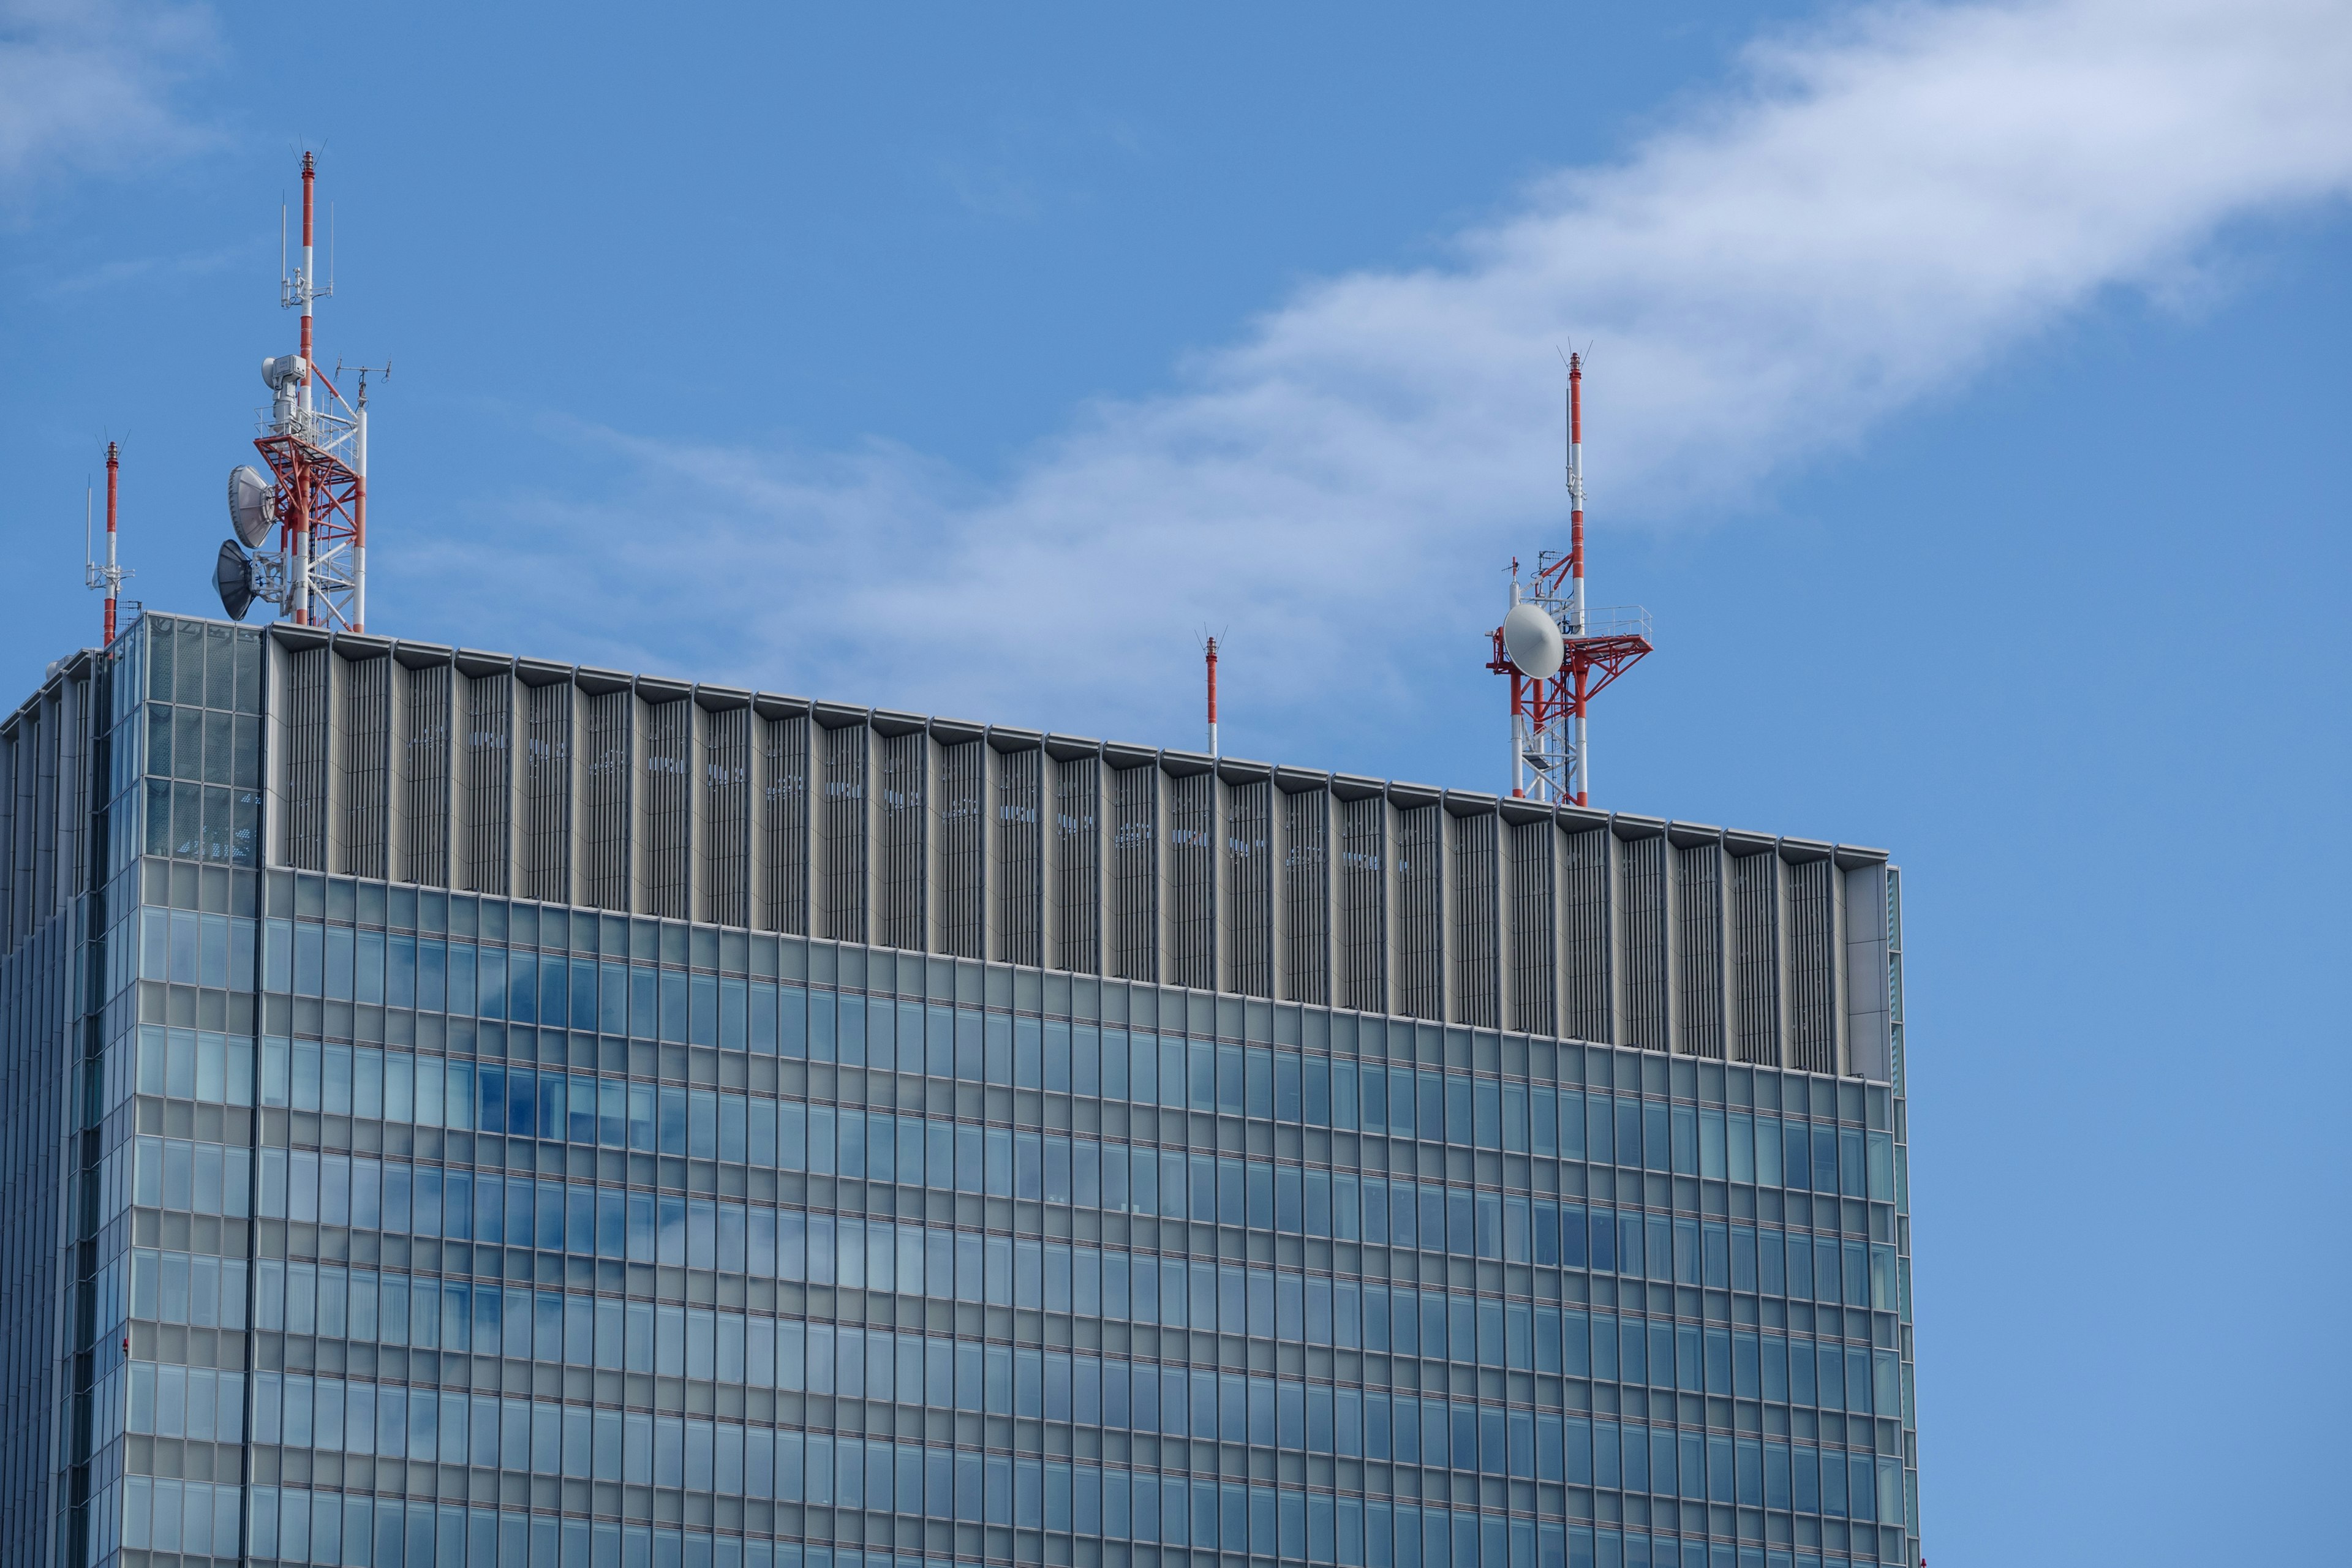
0;0;218;196
432;0;2352;745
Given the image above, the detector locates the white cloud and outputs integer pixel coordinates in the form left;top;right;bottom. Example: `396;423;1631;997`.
435;0;2352;744
0;0;217;194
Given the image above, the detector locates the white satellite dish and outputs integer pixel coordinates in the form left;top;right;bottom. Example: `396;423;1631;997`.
227;465;276;547
261;354;309;391
1502;601;1565;680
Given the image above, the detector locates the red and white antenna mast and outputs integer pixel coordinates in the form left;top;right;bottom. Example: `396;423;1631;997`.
1487;355;1652;806
217;149;383;631
84;441;134;644
1205;636;1221;758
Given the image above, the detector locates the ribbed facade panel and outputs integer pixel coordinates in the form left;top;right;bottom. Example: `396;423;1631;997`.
701;705;751;930
641;698;692;921
1051;754;1099;975
519;677;572;906
1224;778;1272;1000
1560;824;1611;1044
1675;840;1727;1060
334;652;390;881
1336;794;1386;1015
1167;771;1215;992
457;669;510;895
1280;785;1330;1007
1732;846;1782;1067
993;745;1042;968
581;689;631;913
819;718;867;944
757;711;809;936
1110;762;1157;983
1396;803;1442;1022
1617;831;1670;1052
398;662;451;888
938;738;985;960
1507;819;1556;1038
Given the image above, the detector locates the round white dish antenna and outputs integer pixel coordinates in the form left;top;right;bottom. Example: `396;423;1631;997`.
227;465;276;547
262;355;309;391
1502;601;1565;680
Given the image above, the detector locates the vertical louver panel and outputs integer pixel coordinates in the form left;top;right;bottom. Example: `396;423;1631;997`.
701;705;751;929
1225;778;1272;1000
581;690;633;912
1507;819;1556;1038
938;737;984;960
1110;762;1158;982
519;679;573;905
1731;848;1781;1067
1559;824;1611;1043
458;669;511;894
872;727;927;952
1396;803;1443;1022
994;745;1043;968
337;654;390;880
1675;841;1727;1060
281;644;330;871
1787;856;1838;1074
1168;770;1215;991
1451;810;1499;1029
401;662;451;887
1281;785;1330;1007
1337;794;1385;1014
641;698;692;919
759;712;810;935
820;720;867;944
1052;754;1100;974
1618;832;1670;1051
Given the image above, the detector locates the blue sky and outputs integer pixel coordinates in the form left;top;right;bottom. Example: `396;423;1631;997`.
5;1;2350;1558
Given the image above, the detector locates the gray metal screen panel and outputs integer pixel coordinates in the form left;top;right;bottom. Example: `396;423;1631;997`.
995;746;1043;968
1225;779;1272;1000
400;662;451;886
1787;856;1838;1074
582;690;633;912
1507;819;1555;1037
1731;848;1781;1066
279;644;330;871
520;679;573;905
1396;804;1442;1022
459;671;511;895
1168;771;1215;992
1617;832;1670;1051
939;739;984;960
1559;824;1611;1043
1280;786;1329;1006
1337;795;1385;1014
337;653;390;880
1052;755;1099;974
1675;842;1727;1060
1451;810;1499;1029
1110;763;1158;982
820;720;867;944
759;713;810;935
643;699;692;920
702;706;751;929
874;728;927;952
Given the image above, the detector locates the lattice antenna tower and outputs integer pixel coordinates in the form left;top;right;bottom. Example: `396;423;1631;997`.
216;150;383;632
1487;355;1653;805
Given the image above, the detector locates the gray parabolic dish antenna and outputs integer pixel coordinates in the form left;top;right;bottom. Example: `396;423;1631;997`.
227;466;276;548
1502;601;1565;680
214;541;255;622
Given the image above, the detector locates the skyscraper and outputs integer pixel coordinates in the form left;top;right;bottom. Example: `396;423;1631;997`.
1;611;1921;1568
